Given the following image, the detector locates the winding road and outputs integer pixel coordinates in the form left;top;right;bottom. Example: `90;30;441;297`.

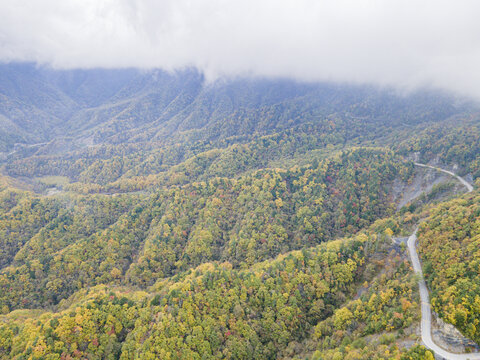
408;163;478;359
414;163;474;193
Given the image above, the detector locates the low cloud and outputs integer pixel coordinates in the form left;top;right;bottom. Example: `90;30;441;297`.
1;0;480;98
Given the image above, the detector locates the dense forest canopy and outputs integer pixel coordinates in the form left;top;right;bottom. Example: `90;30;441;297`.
0;64;478;359
418;190;480;343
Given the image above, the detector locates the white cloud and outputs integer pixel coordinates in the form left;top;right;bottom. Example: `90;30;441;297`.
1;0;480;98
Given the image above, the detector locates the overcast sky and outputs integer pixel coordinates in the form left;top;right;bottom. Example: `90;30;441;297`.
1;0;480;98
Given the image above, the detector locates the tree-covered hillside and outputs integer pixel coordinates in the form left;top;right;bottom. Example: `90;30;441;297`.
0;230;427;359
0;63;474;183
418;189;480;343
0;64;478;359
0;148;408;312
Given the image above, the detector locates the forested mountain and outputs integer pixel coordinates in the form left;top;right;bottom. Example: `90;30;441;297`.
0;63;467;156
418;190;480;343
0;63;473;163
0;148;407;311
0;62;479;359
0;232;423;359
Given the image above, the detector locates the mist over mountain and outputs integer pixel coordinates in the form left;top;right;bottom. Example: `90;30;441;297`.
1;3;480;359
2;1;480;99
0;62;473;156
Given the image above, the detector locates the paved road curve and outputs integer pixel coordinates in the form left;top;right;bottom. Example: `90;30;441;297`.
414;162;474;192
408;163;479;360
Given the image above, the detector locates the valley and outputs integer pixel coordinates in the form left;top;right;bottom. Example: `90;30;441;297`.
0;64;479;359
